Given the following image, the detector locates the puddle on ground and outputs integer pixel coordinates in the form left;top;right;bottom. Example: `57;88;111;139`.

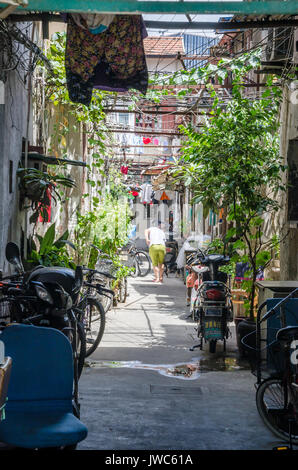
85;356;246;380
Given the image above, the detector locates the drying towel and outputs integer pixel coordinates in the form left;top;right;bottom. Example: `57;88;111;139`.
71;13;115;34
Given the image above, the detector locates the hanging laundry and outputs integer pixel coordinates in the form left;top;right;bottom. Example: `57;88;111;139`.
153;189;162;201
143;137;152;145
165;190;175;201
218;208;224;223
153;138;159;145
162;138;169;152
71;14;115;34
160;191;170;201
140;183;152;204
65;14;148;106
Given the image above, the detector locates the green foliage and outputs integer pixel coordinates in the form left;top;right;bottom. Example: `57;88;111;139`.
109;256;135;286
171;51;286;320
24;222;76;269
175;86;283;215
73;187;132;278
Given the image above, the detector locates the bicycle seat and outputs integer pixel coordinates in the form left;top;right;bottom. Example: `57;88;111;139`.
276;326;298;342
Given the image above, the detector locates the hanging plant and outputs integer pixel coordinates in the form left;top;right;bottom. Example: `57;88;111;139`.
17;167;76;224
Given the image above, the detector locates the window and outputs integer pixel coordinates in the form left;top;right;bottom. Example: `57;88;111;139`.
118;113;129;126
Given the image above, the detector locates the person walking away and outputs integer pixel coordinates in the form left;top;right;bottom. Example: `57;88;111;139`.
145;223;166;283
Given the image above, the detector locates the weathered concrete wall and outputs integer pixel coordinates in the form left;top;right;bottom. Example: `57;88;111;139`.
279;83;298;280
0;72;29;271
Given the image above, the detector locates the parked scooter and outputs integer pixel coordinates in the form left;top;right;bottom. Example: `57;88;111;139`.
2;242;86;378
164;240;179;276
189;248;233;353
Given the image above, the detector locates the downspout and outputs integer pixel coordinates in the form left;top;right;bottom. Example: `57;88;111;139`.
23;22;35;259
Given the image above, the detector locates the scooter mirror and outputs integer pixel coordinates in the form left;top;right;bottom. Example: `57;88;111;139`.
5;242;24;273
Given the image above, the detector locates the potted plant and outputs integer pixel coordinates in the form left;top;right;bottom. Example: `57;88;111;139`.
24;222;76;269
228;226;281;357
17;167;76;224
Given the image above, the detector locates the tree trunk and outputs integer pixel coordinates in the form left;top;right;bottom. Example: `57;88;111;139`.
249;270;257;322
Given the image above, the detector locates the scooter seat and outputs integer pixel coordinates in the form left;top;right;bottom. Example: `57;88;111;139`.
0;324;87;449
0;407;87;449
276;326;298;343
27;267;77;296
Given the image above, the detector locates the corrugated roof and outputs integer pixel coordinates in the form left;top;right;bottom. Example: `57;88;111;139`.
183;34;219;69
144;36;184;56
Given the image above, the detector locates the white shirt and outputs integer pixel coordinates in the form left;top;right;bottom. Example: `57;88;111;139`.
148;227;166;247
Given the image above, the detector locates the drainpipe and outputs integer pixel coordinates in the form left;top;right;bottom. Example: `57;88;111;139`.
23;22;35;259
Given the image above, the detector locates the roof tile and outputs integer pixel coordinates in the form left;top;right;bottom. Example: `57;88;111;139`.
144;36;185;55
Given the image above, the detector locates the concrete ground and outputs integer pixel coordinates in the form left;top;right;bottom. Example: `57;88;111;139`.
77;273;282;451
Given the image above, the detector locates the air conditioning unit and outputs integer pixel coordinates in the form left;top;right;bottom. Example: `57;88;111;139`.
265;27;293;62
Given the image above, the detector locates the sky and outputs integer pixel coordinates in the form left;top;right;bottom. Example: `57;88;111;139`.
143;13;226;37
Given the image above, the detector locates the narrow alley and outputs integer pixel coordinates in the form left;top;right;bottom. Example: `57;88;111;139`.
1;0;298;457
77;273;275;451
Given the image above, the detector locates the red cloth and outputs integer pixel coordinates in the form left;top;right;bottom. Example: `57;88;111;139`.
143;137;152;145
186;272;198;288
39;187;52;222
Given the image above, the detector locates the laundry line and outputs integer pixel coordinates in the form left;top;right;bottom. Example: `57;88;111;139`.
94;128;201;136
105;145;183;148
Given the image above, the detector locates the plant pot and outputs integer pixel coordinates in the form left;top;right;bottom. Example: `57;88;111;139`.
235;317;256;359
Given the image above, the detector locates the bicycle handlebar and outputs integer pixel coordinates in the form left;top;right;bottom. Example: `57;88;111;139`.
84;281;115;296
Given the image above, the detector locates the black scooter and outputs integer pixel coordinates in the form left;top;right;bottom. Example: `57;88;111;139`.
190;249;233;354
164;240;179;276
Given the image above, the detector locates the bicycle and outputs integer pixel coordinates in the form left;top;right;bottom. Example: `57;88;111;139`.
122;240;151;277
77;267;115;357
91;245;116;312
242;287;298;447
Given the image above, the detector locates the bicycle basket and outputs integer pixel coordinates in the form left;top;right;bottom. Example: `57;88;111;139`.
241;326;285;380
95;258;117;276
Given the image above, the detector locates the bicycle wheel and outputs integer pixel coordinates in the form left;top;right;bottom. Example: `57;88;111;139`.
256;377;298;444
69;319;86;380
135;251;151;277
130;256;139;277
81;296;106;357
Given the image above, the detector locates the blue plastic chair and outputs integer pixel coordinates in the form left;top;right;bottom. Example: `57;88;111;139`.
0;324;88;449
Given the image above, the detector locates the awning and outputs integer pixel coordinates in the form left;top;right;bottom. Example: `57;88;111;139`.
0;0;27;18
1;1;298;16
22;152;87;167
0;0;27;5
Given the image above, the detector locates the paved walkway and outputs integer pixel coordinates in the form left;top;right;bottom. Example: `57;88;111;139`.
77;273;278;451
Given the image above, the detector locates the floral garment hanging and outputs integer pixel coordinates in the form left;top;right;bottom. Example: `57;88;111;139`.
65;14;148;106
